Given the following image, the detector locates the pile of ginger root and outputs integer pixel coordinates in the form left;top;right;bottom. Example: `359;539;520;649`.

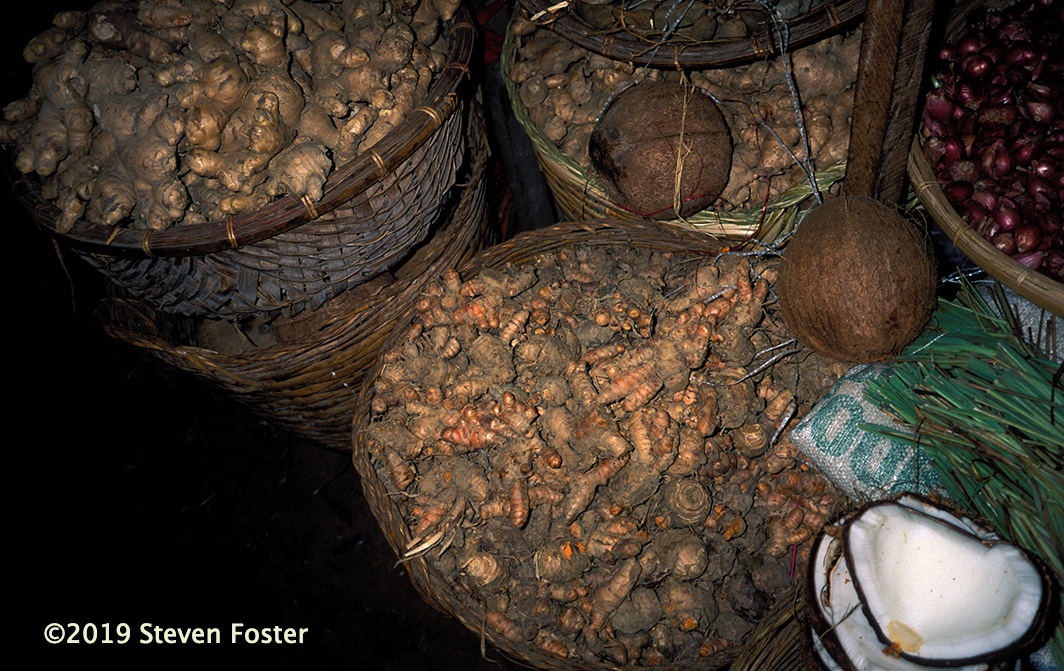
0;0;461;233
507;10;860;213
361;244;852;667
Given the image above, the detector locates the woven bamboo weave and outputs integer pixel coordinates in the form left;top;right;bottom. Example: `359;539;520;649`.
97;102;492;452
519;0;866;70
11;7;479;319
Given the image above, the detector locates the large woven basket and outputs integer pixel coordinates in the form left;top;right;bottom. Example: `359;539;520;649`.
519;0;866;69
907;0;1064;317
10;7;478;319
350;220;830;671
501;15;848;248
96;102;492;452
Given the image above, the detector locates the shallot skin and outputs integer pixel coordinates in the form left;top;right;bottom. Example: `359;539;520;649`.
921;0;1064;278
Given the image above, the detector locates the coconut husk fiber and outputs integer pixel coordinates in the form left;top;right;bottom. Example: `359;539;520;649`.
588;80;732;220
776;195;938;363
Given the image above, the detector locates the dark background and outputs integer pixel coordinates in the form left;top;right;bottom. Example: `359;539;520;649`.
6;1;545;667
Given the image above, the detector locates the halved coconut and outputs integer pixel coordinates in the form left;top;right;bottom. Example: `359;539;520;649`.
844;496;1050;667
807;524;991;671
891;494;996;541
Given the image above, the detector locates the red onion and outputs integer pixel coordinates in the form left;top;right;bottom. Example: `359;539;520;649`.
963;54;995;78
980;138;1012;178
1025;81;1056;100
992;231;1017;255
1027;174;1054;207
978;104;1019;126
1005;179;1029;204
963;199;990;226
957;32;988;57
996;20;1031;42
1042;209;1062;235
988;84;1015;106
984;43;1007;65
922;116;947;140
1045;249;1064;278
971;182;999;211
993;206;1023;231
948;159;982;183
922;0;1064;282
943;180;975;202
1009;134;1042;163
954;80;986;109
924;90;956;125
1006;42;1041;67
944;136;970;163
1005;64;1032;87
1014;222;1044;252
1025;100;1056;124
1012;250;1046;269
1030;158;1059;181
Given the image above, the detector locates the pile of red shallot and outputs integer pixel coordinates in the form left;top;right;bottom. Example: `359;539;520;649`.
920;0;1064;280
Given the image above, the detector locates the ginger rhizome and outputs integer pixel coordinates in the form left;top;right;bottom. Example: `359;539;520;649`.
0;0;455;231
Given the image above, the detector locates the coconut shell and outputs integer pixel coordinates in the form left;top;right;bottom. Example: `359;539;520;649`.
588;79;732;220
777;196;938;363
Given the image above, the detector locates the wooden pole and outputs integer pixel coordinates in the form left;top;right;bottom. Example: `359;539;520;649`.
843;0;939;205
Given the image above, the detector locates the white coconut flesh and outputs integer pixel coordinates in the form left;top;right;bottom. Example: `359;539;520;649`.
845;501;1046;664
892;494;996;541
810;529;989;671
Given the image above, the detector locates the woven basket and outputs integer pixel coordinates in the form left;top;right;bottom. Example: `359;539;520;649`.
909;140;1064;316
501;16;848;248
10;7;478;319
907;0;1064;317
519;0;866;69
96;102;492;452
350;220;827;671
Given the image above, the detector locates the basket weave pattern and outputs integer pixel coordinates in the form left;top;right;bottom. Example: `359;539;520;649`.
90;107;467;317
519;0;866;69
98;102;492;451
13;9;479;319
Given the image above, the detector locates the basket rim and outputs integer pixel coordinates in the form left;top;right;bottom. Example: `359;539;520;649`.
518;0;866;69
908;136;1064;317
8;6;478;259
500;22;848;244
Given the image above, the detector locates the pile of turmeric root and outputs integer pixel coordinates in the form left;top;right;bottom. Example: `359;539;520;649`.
0;0;460;233
363;244;850;667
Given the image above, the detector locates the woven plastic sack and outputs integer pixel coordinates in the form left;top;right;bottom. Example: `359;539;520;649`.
788;363;940;501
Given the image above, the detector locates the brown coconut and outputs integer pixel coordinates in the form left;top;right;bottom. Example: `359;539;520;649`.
588;79;732;220
776;196;938;363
